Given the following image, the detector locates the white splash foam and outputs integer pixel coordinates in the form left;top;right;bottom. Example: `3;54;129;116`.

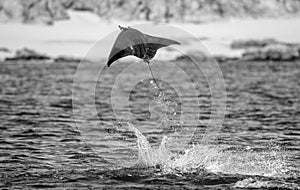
128;123;289;177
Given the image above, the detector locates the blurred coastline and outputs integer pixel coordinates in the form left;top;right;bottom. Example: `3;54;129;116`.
1;0;300;24
1;0;300;62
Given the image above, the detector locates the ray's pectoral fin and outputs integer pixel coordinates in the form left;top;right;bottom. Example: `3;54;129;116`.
145;34;181;48
107;47;133;67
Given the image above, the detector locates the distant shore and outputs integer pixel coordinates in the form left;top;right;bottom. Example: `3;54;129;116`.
1;11;300;62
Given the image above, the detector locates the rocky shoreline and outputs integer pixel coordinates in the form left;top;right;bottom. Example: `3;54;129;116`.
232;39;300;61
3;47;82;63
175;39;300;62
1;0;300;24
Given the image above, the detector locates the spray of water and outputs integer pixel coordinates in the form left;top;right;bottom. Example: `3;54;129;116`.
126;123;289;177
128;123;171;167
123;78;289;177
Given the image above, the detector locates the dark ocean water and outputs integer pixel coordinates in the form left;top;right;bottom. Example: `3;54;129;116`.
0;59;299;189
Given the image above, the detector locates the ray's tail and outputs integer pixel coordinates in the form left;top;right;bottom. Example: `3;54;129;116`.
147;62;162;92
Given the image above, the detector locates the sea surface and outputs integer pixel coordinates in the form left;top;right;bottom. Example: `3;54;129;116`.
0;59;299;189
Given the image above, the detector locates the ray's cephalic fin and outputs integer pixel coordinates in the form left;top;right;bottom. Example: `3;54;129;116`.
118;25;131;31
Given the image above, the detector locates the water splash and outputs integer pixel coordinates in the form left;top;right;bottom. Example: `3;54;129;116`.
207;147;289;177
127;123;289;177
149;79;178;120
234;177;299;189
125;79;289;177
128;123;171;167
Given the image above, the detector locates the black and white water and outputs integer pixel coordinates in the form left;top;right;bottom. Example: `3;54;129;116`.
0;59;299;189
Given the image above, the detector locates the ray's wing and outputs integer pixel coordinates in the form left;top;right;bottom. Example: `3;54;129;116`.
144;34;180;50
107;47;134;67
107;28;146;67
